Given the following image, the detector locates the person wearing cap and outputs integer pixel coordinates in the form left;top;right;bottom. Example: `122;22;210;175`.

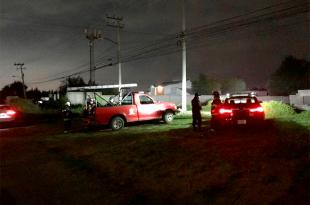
191;92;202;131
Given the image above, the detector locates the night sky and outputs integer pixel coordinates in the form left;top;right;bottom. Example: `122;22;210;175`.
0;0;309;91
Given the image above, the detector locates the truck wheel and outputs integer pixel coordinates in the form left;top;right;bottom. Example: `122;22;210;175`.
110;116;124;131
163;111;174;123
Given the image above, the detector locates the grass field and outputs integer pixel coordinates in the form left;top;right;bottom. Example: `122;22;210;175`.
1;105;309;205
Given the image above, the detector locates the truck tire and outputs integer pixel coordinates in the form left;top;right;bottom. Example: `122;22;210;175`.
163;111;174;123
110;116;125;131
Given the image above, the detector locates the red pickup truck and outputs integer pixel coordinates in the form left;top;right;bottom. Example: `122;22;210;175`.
90;92;178;130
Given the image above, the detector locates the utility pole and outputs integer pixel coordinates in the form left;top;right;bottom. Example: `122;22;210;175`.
65;77;69;88
14;63;27;99
180;0;187;112
106;15;124;100
84;28;102;85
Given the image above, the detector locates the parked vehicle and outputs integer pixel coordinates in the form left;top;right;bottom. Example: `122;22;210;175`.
0;105;18;125
211;94;265;128
87;92;178;130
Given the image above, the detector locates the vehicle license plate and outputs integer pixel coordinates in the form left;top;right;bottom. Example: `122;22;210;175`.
237;120;246;124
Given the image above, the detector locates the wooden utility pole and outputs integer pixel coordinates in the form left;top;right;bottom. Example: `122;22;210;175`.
14;63;27;99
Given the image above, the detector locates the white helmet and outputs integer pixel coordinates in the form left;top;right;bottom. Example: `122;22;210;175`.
65;102;71;106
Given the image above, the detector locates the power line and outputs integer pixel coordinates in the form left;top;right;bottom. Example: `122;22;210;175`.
186;0;307;34
120;1;309;60
27;0;309;86
28;62;115;85
30;17;308;86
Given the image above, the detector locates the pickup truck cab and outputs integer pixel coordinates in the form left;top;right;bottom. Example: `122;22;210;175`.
92;92;178;130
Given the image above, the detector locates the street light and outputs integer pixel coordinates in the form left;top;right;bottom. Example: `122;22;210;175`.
84;28;102;85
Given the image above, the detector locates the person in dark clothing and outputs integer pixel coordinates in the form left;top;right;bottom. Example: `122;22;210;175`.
211;91;222;110
191;92;202;130
62;102;72;133
210;91;222;130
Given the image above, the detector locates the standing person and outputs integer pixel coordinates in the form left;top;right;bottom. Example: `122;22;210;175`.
62;101;72;133
210;91;222;130
191;92;202;131
211;91;221;110
86;95;95;115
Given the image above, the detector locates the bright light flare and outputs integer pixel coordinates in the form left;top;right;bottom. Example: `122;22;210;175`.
249;107;264;112
6;110;16;115
219;108;233;114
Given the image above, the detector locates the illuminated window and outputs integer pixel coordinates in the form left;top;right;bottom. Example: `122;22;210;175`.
155;86;164;95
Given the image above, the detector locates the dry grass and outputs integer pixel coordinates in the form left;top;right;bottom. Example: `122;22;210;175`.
1;115;309;205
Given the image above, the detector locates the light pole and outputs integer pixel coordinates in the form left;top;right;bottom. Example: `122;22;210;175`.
106;15;124;100
181;0;187;112
84;28;102;85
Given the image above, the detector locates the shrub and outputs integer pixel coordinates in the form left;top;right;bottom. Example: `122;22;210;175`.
288;111;310;128
8;98;43;114
71;104;84;114
262;101;295;119
202;100;212;112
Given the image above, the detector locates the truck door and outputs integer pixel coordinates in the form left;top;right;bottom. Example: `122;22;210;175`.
136;94;161;121
120;94;138;122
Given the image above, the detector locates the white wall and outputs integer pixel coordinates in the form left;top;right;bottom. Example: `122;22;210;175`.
150;80;192;96
298;90;310;96
259;96;289;103
151;95;289;106
67;92;85;105
68;91;291;106
289;89;310;106
67;92;111;105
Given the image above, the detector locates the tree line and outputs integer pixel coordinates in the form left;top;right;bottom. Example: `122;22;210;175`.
191;55;309;95
0;55;309;102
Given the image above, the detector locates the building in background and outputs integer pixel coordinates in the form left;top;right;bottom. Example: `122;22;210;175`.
289;89;310;110
149;80;192;96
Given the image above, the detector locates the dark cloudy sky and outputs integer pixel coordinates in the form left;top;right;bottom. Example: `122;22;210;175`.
0;0;309;91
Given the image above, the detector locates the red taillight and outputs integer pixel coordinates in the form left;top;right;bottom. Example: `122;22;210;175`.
249;107;264;112
6;110;16;115
219;108;233;114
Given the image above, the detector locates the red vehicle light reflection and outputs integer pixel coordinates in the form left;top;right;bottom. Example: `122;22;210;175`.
249;107;264;113
6;110;16;116
219;108;233;114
